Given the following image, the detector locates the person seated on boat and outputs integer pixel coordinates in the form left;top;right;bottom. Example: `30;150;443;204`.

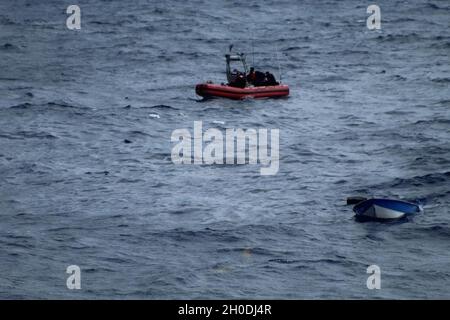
229;68;239;82
253;70;266;87
229;72;247;88
264;72;279;86
247;67;256;84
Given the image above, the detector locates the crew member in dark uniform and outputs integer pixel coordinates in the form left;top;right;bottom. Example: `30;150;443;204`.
247;67;256;85
253;70;266;86
264;72;279;86
229;71;247;88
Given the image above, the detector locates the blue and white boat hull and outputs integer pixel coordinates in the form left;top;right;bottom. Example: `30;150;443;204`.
353;198;422;220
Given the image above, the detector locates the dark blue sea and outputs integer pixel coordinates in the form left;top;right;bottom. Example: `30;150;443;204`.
0;0;449;299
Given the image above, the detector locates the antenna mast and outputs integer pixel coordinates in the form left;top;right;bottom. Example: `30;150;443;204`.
276;44;282;83
251;32;255;68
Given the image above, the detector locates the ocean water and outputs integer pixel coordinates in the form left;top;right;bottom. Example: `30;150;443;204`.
0;0;449;299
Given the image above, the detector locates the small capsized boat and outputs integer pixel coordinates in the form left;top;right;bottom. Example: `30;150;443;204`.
352;198;422;220
196;46;289;100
